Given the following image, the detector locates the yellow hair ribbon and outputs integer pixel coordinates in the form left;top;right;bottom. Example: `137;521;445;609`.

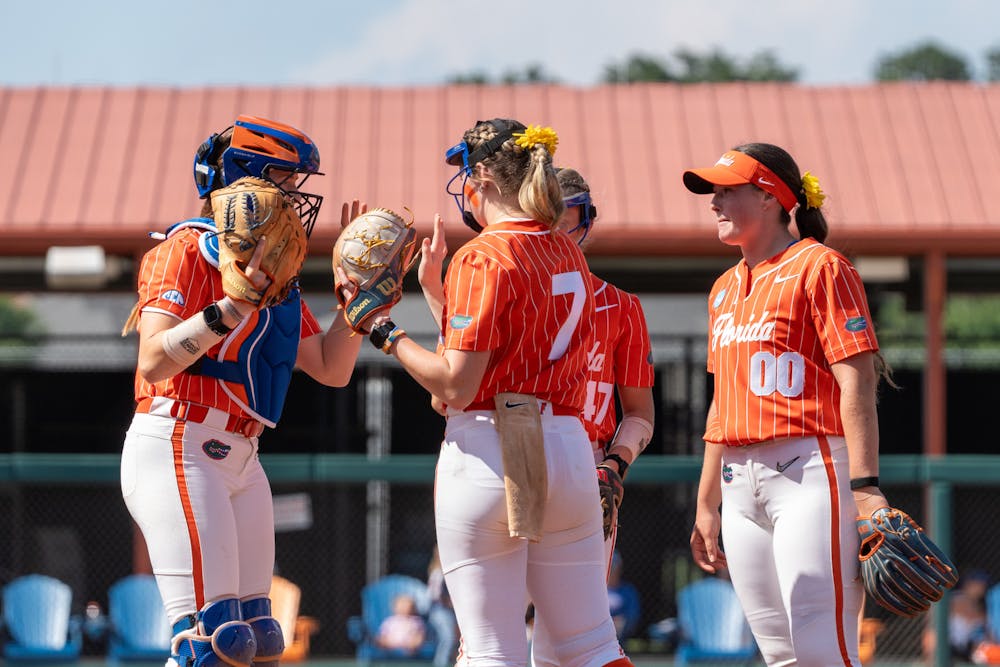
801;171;826;209
513;125;559;155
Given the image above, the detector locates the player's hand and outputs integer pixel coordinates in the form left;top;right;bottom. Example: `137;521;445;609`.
242;236;272;289
334;265;359;304
340;200;368;229
690;508;727;573
418;214;447;292
853;486;890;518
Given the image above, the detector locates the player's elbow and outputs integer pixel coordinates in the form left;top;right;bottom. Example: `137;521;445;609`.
439;391;472;411
313;365;355;388
137;361;172;385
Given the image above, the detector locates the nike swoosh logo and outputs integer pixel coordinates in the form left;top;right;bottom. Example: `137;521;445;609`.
774;274;799;284
776;456;800;473
505;401;528;409
595;304;619;313
758;176;776;187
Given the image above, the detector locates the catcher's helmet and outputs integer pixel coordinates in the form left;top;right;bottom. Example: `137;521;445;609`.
194;115;324;237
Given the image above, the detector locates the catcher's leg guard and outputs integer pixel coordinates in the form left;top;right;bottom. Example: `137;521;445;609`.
242;597;284;666
170;598;257;667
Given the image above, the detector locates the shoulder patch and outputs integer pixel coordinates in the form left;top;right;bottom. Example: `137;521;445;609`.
450;314;474;330
713;288;727;309
845;316;868;332
160;289;186;306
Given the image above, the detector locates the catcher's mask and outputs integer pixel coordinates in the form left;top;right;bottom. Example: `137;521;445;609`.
194;115;325;237
562;191;598;245
444;118;526;233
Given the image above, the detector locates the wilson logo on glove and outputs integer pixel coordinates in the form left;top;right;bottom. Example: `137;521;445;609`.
333;208;418;334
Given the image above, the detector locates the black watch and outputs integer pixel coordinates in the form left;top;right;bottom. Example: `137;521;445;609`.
369;320;397;350
203;303;232;336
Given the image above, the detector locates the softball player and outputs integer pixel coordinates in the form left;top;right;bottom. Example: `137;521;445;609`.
121;115;365;667
531;168;655;667
683;143;892;667
375;119;632;667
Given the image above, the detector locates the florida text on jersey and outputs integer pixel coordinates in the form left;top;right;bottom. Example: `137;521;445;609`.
705;238;878;446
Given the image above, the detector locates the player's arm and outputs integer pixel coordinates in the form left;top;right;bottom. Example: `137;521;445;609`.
604;385;654;474
136;243;268;383
387;339;490;410
690;398;727;573
295;309;364;387
830;351;889;517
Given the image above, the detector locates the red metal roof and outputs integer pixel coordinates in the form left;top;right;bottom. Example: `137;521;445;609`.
2;82;999;258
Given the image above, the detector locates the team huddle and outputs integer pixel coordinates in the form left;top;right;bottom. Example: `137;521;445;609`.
121;115;955;667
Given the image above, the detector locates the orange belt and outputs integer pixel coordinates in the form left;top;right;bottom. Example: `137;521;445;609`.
464;398;580;417
136;397;265;438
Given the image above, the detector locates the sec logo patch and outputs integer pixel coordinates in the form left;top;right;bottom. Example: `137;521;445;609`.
202;439;231;460
161;289;186;306
722;463;734;484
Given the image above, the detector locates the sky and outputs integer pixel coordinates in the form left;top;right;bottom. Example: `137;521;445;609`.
4;0;998;88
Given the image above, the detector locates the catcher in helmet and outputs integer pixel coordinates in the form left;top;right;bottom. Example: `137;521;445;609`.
121;115;366;667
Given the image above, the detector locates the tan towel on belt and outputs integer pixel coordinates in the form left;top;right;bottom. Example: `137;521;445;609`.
493;392;548;542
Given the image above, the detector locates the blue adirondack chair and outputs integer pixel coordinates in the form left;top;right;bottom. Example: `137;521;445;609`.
676;577;757;667
985;582;1000;642
1;574;82;663
346;574;438;663
105;574;171;664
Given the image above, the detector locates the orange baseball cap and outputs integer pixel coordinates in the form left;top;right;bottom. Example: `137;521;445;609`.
683;150;798;213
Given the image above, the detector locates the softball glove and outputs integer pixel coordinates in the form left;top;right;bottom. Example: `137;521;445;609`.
857;507;959;617
211;177;307;309
333;207;417;333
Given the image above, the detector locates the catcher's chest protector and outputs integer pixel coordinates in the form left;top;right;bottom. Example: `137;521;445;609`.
197;288;302;428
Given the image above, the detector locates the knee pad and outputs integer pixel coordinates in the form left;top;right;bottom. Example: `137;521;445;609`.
171;598;257;667
242;597;285;666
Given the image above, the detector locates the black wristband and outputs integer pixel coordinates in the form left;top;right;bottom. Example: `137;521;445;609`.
602;453;629;479
850;476;880;490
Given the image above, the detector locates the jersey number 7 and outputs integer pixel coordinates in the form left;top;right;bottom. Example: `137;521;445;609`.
549;272;586;361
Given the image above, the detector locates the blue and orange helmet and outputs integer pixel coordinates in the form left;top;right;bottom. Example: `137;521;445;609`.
194;115;324;236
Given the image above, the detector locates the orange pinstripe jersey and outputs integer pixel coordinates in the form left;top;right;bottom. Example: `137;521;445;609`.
132;228;321;413
705;238;879;446
442;219;595;410
583;276;655;446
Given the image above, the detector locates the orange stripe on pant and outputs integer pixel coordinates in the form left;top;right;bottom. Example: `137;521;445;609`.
818;434;853;667
172;420;205;610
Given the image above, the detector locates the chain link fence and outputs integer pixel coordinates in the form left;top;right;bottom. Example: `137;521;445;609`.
0;471;995;663
0;322;998;664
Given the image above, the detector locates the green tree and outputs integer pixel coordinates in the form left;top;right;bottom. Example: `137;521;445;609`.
603;53;674;83
874;41;970;81
742;51;799;82
500;63;558;85
602;49;797;83
0;296;42;338
986;47;1000;81
449;63;558;86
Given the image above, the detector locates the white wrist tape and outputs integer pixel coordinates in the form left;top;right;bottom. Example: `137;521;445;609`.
218;296;254;322
161;311;222;366
609;415;654;461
